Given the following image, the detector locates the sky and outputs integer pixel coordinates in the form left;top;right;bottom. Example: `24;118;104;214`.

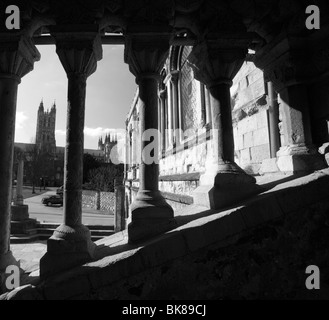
15;45;137;149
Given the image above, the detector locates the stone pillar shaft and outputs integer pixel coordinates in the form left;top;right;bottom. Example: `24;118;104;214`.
188;41;259;209
14;160;24;206
0;75;19;257
278;84;312;147
160;92;166;152
0;35;40;291
124;32;175;243
171;73;180;143
208;82;235;163
64;73;86;227
138;76;160;191
40;30;102;280
267;82;281;158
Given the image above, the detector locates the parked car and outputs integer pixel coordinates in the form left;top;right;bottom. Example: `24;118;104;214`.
56;185;63;195
42;195;63;207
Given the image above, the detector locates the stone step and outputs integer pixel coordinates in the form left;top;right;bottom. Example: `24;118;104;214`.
11;232;114;243
36;223;114;231
11;234;41;244
11;222;115;243
34;228;114;237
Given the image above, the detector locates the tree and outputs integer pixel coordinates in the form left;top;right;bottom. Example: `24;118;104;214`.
25;143;46;193
83;153;100;184
87;164;124;192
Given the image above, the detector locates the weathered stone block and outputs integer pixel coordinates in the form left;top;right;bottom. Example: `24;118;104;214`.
234;131;244;150
193;182;262;210
240;148;251;164
277;154;326;173
243;132;254;149
251;144;271;163
253;127;269;146
256;110;268;129
259;158;280;175
237;118;249;135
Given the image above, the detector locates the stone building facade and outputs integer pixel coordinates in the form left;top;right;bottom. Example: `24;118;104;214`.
125;55;282;211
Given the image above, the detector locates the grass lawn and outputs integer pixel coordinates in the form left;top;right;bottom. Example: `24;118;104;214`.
12;186;50;200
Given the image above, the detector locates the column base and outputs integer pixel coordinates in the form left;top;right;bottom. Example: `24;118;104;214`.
194;161;261;210
11;205;29;222
40;224;96;280
200;161;256;186
0;251;20;294
128;190;176;243
277;144;326;174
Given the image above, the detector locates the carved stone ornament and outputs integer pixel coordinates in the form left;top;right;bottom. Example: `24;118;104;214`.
0;34;40;79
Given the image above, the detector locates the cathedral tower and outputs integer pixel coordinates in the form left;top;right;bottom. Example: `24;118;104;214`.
36;100;57;154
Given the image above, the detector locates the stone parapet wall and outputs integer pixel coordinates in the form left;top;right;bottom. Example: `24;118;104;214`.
7;170;329;300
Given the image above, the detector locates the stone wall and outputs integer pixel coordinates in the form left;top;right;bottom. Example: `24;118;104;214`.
233;110;271;175
232;62;271;175
126;176;196;212
82;190;115;214
159;138;210;176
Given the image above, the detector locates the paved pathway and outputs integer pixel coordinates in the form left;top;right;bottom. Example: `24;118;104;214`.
11;191;115;283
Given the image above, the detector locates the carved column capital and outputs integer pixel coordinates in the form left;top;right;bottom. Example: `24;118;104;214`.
124;33;170;83
52;29;102;78
187;40;247;88
254;36;320;92
0;34;40;79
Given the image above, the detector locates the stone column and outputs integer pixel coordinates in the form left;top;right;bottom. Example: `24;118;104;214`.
170;71;181;143
275;84;325;173
114;179;126;232
11;159;29;221
15;160;24;206
259;82;281;175
0;35;40;290
159;89;167;152
267;82;281;158
124;33;176;243
188;41;260;209
255;37;326;174
40;30;102;279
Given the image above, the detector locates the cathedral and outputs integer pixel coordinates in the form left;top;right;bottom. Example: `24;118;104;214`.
98;133;118;163
35;100;57;155
15;100;105;187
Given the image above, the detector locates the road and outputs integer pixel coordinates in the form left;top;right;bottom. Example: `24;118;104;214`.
25;190;114;226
